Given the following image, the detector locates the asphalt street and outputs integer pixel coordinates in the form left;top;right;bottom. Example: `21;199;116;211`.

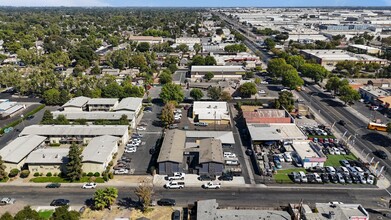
1;185;389;210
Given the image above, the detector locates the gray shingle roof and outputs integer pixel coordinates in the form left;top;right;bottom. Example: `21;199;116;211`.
157;129;186;163
82;135;119;164
114;97;143;112
87;98;118;105
25;148;69;164
62;96;90;108
0;135;46;164
19;125;128;137
198;138;224;164
52;111;135;121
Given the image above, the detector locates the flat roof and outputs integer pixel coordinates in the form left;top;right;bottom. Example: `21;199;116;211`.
19;125;128;137
291;141;318;158
52;111;135;121
350;44;379;50
313;203;369;220
302;49;385;61
114;97;143;112
2;104;24;115
185;131;235;144
82;135;119;164
0;101;16;111
63;96;90;108
191;65;246;72
0;135;46;164
247;123;306;141
25;148;69;164
193;101;230;121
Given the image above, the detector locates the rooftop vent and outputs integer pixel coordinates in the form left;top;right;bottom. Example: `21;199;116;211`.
42;154;46;158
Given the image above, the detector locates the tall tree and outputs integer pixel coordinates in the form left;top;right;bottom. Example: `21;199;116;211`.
204;72;214;81
239;82;257;98
134;179;154;210
339;85;360;105
190;88;204;101
286;55;305;70
118;115;129;125
275;91;295;112
159;72;172;84
160;102;175;127
0;212;13;220
281;69;304;89
207;86;221;101
159;83;184;104
51;205;80;220
194;43;202;54
0;156;7;181
299;63;329;83
93;187;118;210
14;206;41;220
43;88;61;105
66;144;83;182
41;110;54;125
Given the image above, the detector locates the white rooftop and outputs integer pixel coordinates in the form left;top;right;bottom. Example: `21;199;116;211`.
63;96;90;108
291;140;318;158
247;123;306;141
350;44;379;51
185;130;235;144
19;125;128;137
87;98;118;106
191;65;246;72
193;101;230;121
82;135;119;164
302;49;385;62
0;135;46;164
114;97;143;112
25;148;69;164
52;111;135;121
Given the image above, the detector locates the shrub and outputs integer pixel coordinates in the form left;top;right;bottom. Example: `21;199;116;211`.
46;172;52;177
103;175;108;182
94;172;100;177
40;173;43;176
34;172;40;177
108;161;113;167
87;172;94;177
8;169;19;178
53;173;58;177
82;172;87;177
20;170;30;178
108;172;114;179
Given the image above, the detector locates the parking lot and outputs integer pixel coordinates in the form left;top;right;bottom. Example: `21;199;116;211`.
114;101;164;175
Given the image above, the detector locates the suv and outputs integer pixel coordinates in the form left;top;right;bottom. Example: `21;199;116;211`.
218;173;233;181
198;174;216;181
374;150;388;159
157;198;176;206
50;199;70;206
338;120;346;126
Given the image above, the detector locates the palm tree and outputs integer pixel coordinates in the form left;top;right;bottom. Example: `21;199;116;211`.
93;187;118;210
104;187;118;210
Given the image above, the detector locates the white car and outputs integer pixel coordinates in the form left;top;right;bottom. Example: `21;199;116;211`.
258;90;266;94
260;81;269;84
125;147;137;153
136;127;146;131
333;147;340;155
367;175;375;184
314;173;322;183
174;109;182;114
225;160;239;165
283;152;292;162
202;182;221;189
132;139;141;144
82;183;97;189
114;169;129;175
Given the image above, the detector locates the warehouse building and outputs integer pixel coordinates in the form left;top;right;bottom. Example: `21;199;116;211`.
192;101;230;125
190;65;246;81
19;125;129;144
0;135;46;172
82;135;119;173
348;44;381;55
290;140;326;168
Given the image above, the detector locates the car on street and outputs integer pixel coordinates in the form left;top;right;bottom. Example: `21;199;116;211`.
218;173;233;181
136;127;146;131
164;181;185;189
0;198;15;206
245;149;253;156
144;107;153;112
338;120;346;126
114;169;129;175
50;199;70;206
198;174;216;181
157;198;176;206
82;183;97;189
125;147;137;153
374;150;388;159
46;183;61;188
26;115;34;120
202;182;221;189
166;172;185;181
258;90;266;94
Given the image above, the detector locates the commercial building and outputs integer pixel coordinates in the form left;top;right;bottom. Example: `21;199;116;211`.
197;199;291;220
211;52;261;66
175;37;201;45
290;141;326;168
19;125;129;144
359;85;390;105
243;109;294;124
127;36;163;44
25;148;69;175
0;99;25;119
192;101;230;125
190;65;246;81
301;202;369;220
348;44;381;55
0;135;46;172
247;123;307;145
301;50;388;68
157;129;234;175
82;135;119;173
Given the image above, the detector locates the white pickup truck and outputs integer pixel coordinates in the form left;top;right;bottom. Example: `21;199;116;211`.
202;182;221;189
164;181;185;189
166;172;185;181
0;197;15;206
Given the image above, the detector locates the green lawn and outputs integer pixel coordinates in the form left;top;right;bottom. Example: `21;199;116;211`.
38;210;54;219
274;168;305;183
30;176;105;183
324;154;357;167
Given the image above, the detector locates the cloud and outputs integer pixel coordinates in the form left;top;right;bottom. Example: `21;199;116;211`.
0;0;110;7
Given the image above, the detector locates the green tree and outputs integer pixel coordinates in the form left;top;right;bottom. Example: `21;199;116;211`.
281;69;304;89
275;91;295;112
254;78;261;85
161;102;175;126
54;115;69;125
43;88;61;105
220;91;232;101
264;38;276;50
190;88;204;101
245;71;254;79
136;42;150;52
325;77;349;95
194;43;202;54
102;82;124;98
118;115;128;125
0;156;7;181
204;55;217;65
51;205;80;220
207;86;221;101
14;206;41;220
299;63;329;83
339;85;360;105
41;110;54;124
0;212;13;220
176;44;189;53
190;55;205;66
204;72;214;81
159;72;173;84
93;187;118;210
159;83;184;103
286;55;305;70
267;58;287;77
66;144;83;182
90;65;101;75
239;82;257;98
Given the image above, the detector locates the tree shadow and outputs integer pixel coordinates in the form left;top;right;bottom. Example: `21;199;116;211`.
321;99;345;108
84;198;94;207
361;132;391;148
117;197;142;209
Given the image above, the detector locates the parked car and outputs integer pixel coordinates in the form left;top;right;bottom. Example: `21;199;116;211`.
344;174;353;184
164;181;185;189
169;124;179;129
337;173;345;183
321;173;330;183
225;160;240;165
283;152;292;162
114;169;129;175
313;173;322;183
0;198;15;206
136;127;146;131
26;115;34;120
224;152;237;158
374;150;388;159
340;160;351;167
274;159;282;169
358;174;367;184
354;166;364;176
218;173;233;181
367;175;375;185
291;172;301;183
46;183;61;188
351;174;359;184
144;107;153;112
202;182;221;189
172;210;181;220
307;174;317;183
82;183;97;189
325;166;336;174
329;174;338;183
348;166;358;176
50;199;70;206
166;172;185;181
125;147;137;153
198;174;216;181
299;171;307;183
157;198;176;206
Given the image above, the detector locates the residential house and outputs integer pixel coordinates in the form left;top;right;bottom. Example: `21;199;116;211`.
82;135;119;173
26;148;69;175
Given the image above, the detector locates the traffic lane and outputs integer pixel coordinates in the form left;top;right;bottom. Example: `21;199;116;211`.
351;100;389;123
2;185;388;209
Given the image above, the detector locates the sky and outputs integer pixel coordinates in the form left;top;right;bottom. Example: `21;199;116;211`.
1;0;391;7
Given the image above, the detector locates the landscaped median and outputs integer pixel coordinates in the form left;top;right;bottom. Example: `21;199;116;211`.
30;176;105;183
274;168;305;184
